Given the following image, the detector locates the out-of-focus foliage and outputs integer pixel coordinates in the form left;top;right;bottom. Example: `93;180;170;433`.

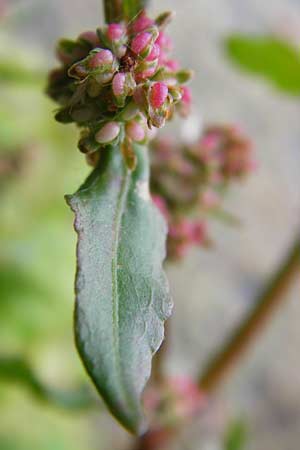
0;37;98;450
224;420;247;450
0;356;95;410
0;72;80;347
225;34;300;95
0;60;44;84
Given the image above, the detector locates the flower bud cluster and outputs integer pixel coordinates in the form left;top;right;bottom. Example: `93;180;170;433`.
47;11;193;169
150;124;256;260
144;376;206;428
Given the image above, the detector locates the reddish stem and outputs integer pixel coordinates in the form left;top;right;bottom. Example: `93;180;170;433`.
198;237;300;392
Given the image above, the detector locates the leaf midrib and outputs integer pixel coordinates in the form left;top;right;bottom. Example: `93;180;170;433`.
111;167;136;414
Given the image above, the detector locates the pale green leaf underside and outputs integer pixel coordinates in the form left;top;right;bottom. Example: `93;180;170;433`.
66;145;172;434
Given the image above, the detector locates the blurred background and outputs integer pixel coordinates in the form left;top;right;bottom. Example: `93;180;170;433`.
1;0;300;449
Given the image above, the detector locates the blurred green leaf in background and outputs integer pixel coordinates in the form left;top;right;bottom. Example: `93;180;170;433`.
225;34;300;95
0;356;95;410
0;31;105;450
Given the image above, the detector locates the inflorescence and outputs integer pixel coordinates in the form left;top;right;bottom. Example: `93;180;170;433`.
150;125;256;260
47;12;256;263
47;11;193;170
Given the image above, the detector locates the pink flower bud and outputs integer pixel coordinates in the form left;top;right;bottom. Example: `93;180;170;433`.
156;31;172;51
168;376;207;418
200;133;220;151
201;189;220;209
131;32;152;55
165;58;180;71
180;220;194;238
79;31;99;46
126;121;146;142
107;23;124;41
158;50;168;66
146;43;160;61
95;122;120;144
88;49;113;69
181;86;192;105
131;12;154;33
150;82;168;109
169;221;186;238
112;72;126;96
135;66;157;82
190;222;207;245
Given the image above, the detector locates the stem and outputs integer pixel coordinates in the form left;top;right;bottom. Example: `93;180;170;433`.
132;429;175;450
122;0;149;21
103;0;123;23
198;237;300;392
103;0;149;23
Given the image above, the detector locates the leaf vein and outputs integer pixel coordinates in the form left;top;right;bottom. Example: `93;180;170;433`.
111;167;135;410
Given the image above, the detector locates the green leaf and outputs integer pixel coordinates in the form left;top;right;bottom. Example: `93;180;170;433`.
225;34;300;95
66;144;172;434
0;356;95;411
0;60;44;85
104;0;149;23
